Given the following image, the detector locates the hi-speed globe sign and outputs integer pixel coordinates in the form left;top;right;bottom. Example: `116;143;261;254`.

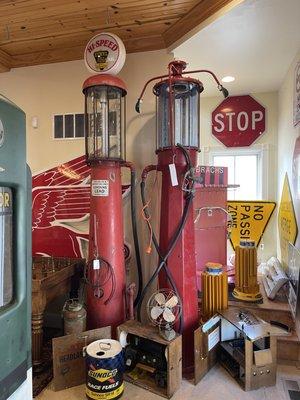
212;95;266;147
84;32;126;75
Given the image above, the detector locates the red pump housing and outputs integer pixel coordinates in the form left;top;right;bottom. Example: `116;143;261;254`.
157;147;199;373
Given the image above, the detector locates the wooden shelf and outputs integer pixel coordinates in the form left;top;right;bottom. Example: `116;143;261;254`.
220;341;245;367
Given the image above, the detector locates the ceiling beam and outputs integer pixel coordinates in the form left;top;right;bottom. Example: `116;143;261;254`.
163;0;244;50
0;49;12;72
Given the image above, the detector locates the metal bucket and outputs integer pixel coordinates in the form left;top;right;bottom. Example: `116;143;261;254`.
85;339;124;400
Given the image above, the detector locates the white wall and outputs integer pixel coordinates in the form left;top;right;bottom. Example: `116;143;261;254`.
277;49;300;255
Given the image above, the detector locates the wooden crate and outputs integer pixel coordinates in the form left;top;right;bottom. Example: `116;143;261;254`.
117;320;182;399
194;311;278;391
52;326;111;391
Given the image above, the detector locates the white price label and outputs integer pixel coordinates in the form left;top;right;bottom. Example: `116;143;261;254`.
92;180;109;196
169;163;178;186
93;259;100;270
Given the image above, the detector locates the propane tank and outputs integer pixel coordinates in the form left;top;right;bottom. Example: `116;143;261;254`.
63;298;87;335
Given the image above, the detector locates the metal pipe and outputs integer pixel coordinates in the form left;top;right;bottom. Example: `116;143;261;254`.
135;66;229;113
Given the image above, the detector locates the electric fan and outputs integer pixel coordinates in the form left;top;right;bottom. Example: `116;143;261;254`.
147;289;182;341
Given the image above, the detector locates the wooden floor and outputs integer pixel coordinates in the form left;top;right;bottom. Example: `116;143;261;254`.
37;364;300;400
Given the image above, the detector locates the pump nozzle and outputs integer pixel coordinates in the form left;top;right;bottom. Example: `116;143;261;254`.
135;98;142;113
219;85;229;98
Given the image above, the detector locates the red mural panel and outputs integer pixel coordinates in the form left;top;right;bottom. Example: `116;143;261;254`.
32;155;129;258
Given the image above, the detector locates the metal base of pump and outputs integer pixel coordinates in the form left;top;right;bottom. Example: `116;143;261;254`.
232;288;263;303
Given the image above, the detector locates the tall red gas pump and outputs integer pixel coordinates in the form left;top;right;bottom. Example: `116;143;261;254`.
83;74;127;330
136;60;228;372
82;33;142;332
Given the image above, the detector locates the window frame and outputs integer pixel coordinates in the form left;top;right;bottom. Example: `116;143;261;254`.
200;144;269;200
53;112;85;140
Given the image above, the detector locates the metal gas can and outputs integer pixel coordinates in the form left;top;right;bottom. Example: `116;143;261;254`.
85;339;124;400
63;298;87;335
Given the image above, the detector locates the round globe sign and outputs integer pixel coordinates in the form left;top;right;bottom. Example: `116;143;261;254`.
84;32;126;75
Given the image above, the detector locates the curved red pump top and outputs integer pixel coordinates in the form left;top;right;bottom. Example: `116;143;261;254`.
82;74;127;95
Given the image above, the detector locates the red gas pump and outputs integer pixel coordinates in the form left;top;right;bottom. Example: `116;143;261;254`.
136;60;228;372
83;74;142;331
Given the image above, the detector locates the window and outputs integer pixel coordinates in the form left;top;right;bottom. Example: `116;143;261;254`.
211;150;262;200
53;113;84;139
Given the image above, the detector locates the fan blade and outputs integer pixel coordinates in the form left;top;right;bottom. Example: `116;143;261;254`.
150;306;164;320
165;295;178;308
154;292;166;306
163;308;176;323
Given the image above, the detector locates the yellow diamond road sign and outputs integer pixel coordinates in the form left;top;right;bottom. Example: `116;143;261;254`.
278;174;298;269
227;201;276;250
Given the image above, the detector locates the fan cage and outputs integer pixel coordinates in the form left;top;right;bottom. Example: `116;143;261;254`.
147;289;182;328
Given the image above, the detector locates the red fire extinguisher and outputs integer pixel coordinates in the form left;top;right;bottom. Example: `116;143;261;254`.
136;60;228;373
83;74;143;332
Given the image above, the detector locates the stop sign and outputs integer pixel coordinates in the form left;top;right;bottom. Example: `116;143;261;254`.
211;95;265;147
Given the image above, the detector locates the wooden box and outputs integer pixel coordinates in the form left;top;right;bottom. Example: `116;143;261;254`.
117;320;182;399
52;326;111;391
194;309;287;391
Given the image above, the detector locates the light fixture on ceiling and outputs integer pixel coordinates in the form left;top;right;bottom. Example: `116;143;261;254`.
221;76;235;83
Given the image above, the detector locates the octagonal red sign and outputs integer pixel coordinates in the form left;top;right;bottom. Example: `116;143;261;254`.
212;95;265;147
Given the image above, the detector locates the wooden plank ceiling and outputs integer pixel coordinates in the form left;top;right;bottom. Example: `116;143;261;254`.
0;0;234;71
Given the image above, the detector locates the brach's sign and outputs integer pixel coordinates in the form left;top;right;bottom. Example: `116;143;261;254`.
212;95;266;147
194;165;228;187
84;32;126;75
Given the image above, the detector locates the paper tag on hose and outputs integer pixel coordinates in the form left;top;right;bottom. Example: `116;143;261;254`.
169;163;178;186
93;259;100;270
